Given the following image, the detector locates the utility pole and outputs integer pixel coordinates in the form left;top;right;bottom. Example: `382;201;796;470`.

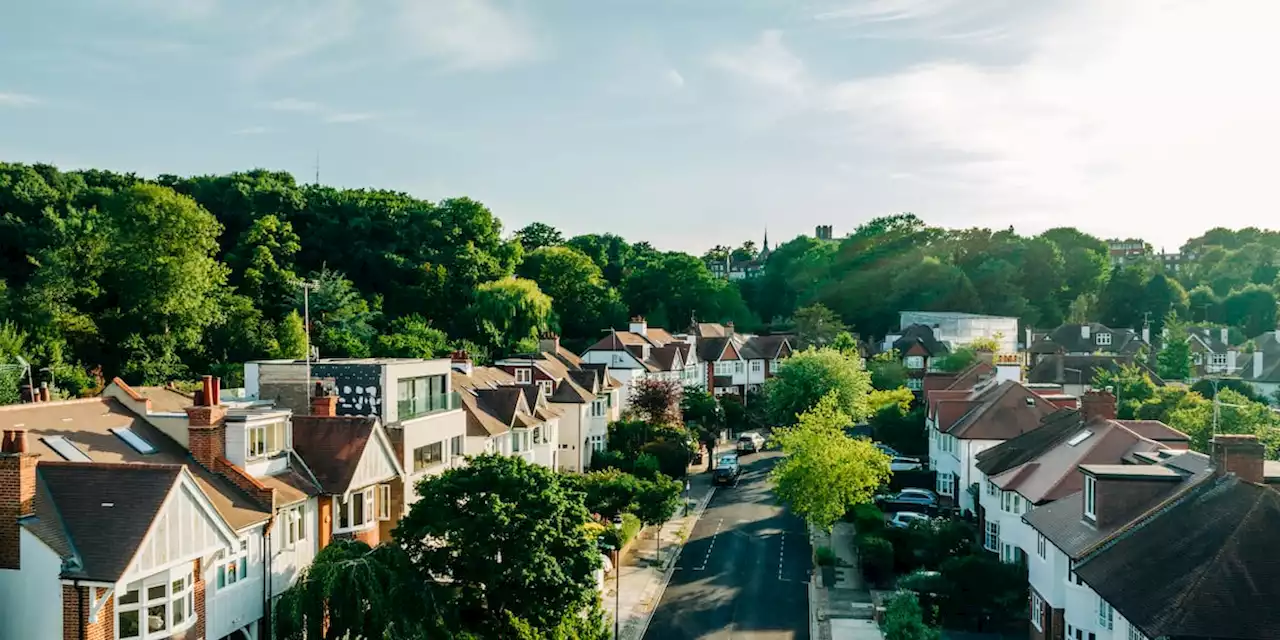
314;152;320;185
295;279;321;400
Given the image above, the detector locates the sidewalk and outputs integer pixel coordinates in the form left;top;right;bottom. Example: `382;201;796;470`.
810;521;883;640
600;444;727;640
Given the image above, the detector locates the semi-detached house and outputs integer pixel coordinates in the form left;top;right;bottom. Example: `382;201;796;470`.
690;322;792;399
449;358;562;470
580;317;704;399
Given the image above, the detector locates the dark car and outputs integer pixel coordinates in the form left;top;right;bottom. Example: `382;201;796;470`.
875;488;939;515
713;454;741;486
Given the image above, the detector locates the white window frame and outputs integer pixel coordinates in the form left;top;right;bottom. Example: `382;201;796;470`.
216;538;250;590
1210;352;1227;367
905;355;925;369
378;484;391;521
906;377;923;391
714;361;733;376
936;472;953;497
1030;592;1044;631
1098;598;1114;630
246;420;285;461
334;487;377;533
1037;533;1047;559
515;368;532;384
986;479;998;497
591;398;607;417
537;379;553;397
116;565;197;640
734;360;745;374
984;520;1000;552
1083;475;1097;520
1193;352;1203;365
751;360;763;373
1096;332;1112;346
282;504;307;549
1127;622;1147;640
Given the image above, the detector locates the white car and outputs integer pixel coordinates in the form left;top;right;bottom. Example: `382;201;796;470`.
890;456;923;472
888;512;931;529
737;432;766;453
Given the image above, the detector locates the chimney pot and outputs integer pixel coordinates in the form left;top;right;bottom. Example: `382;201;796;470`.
212;377;222;405
11;430;27;454
1;431;11;453
310;394;338;417
200;375;213;407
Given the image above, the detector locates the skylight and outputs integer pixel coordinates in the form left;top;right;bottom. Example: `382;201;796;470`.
111;427;156;454
1066;430;1093;447
42;436;91;462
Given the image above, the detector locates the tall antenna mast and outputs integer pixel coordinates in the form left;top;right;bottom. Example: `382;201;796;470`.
314;151;320;185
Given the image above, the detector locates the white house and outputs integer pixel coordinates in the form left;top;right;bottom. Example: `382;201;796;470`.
581;318;695;409
450;362;563;470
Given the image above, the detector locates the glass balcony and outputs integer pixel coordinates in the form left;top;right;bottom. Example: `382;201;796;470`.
397;391;461;422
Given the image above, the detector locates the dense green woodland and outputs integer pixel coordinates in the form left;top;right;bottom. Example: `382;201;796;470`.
1;162;1278;397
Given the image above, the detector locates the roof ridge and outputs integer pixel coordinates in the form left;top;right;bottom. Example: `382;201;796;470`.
0;397;109;413
39;460;185;472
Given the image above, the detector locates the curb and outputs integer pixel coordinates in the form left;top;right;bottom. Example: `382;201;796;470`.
625;484;718;640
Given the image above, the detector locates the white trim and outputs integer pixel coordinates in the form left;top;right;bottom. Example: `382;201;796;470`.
89;586;115;623
1083;475;1097;520
378;484;392;521
118;470;239;586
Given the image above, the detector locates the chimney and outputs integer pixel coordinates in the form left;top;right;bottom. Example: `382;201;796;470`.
1080;389;1116;422
1220;327;1229;345
1254;351;1264;379
0;429;39;570
38;382;50;403
538;332;560;355
994;353;1021;383
1212;434;1264;484
725;322;734;336
629;316;648;336
19;385;35;404
1142;325;1150;345
1081;324;1091;340
310;382;337;417
450;350;473;375
185;375;227;468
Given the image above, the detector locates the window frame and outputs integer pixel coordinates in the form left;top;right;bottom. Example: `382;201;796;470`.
1096;332;1112;346
216;538;250;590
413;441;444;472
117;565;197;640
734;360;745;374
282;504;307;549
515;368;533;384
378;484;392;521
1098;598;1114;630
1210;352;1227;367
246;420;285;461
1037;533;1047;559
1030;592;1044;631
1083;475;1097;520
984;520;1000;552
936;472;954;497
333;487;378;533
905;355;925;369
750;360;763;373
537;379;553;396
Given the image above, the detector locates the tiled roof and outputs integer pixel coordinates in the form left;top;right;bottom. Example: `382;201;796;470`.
742;335;791;360
892;324;949;357
695;323;730;338
1026;354;1165;386
1238;332;1280;382
696;337;731;362
646;328;677;345
458;392;509;438
475;387;526;426
134;386;195;413
976;409;1085;477
649;345;682;371
35;462;183;582
946;361;996;390
942;380;1058;440
1028;323;1145;355
580;363;622;389
1113;420;1190;446
1184;325;1244;352
1075;475;1280;640
291;415;377;494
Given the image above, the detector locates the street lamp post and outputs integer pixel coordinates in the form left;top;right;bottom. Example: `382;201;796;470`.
612;514;623;639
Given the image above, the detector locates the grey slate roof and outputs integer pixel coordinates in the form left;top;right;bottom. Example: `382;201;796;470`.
1029;323;1145;355
892;324;949;357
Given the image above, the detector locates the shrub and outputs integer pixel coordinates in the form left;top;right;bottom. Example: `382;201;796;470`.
601;513;643;549
633;452;661;480
849;503;886;535
882;591;939;640
814;546;837;567
856;535;895;587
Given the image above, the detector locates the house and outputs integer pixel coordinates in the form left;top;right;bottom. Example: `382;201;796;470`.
689;322;793;398
449;360;562;470
1027;324;1148;364
243;357;469;498
0;375;324;640
891;311;1020;355
1236;330;1280;401
1021;434;1280;640
973;392;1188;569
580;318;704;401
1106;239;1150;266
492;339;623;472
706;232;770;280
925;362;1056;515
1025;354;1164;397
1182;325;1244;377
891;324;952;392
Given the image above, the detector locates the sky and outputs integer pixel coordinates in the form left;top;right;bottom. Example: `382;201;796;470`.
1;0;1276;253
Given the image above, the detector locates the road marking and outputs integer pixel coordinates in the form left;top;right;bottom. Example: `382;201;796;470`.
692;518;723;571
778;531;786;580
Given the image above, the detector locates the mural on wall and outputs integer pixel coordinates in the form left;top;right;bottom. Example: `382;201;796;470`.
310;363;383;418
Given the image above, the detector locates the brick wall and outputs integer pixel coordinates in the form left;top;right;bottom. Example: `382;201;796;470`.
187;422;226;469
214;457;275;508
62;584;112;640
0;452;38;570
192;557;206;640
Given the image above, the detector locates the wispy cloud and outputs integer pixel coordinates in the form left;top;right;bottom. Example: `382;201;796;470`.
264;98;382;125
0;93;40;108
397;0;542;70
814;0;959;23
238;0;361;79
709;30;809;98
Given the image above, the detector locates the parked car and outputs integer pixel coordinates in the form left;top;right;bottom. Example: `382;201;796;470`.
890;456;923;472
876;488;939;514
888;511;931;529
737;432;766;454
713;453;741;486
875;444;902;457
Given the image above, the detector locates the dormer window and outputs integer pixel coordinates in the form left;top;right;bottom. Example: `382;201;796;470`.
1096;333;1112;346
1083;475;1097;520
246;420;287;460
515;368;532;384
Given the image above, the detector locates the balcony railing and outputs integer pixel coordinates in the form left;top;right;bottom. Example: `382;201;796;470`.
397;391;461;422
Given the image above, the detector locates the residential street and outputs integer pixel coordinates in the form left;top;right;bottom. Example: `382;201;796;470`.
643;450;811;640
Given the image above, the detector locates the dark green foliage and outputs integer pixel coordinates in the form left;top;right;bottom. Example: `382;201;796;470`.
856;534;895;588
934;554;1028;632
931;347;977;373
599;512;642;549
1191;377;1262;402
871;403;927;457
847;503;886;536
814;546;837;566
882;592;940;640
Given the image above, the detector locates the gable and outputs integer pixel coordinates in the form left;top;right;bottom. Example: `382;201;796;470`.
122;470;239;584
904;342;930;357
722;341;740;361
348;426;402;492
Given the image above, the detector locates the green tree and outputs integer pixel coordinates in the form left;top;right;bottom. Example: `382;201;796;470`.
1166;389;1280;454
1091;364;1157;419
1097;265;1150;329
765;347;874;425
299;268;379;358
622;252;753;330
515;222;565;252
1223;284;1277;338
1156;312;1192;380
1143;274;1188;336
224;214;300;317
473;277;553;354
868;350;908;391
1187;285;1220;323
275;310;308;359
374;314;451;359
565;233;636;286
882;592;939;640
681;389;724;455
770;393;892;531
791;303;846;349
517;246;626;346
396;454;601;637
932;347;977;373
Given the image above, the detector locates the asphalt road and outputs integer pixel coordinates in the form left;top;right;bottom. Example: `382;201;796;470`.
643;450;811;640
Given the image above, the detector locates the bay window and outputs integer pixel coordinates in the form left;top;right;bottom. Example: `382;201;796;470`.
335;487;377;532
117;565;196;639
714;361;733;376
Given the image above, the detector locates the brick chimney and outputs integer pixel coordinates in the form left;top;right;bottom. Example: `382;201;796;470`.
310;382;338;417
1080;389;1116;422
185;375;227;468
1211;434;1264;484
450;350;473;376
538;331;560;355
0;430;39;570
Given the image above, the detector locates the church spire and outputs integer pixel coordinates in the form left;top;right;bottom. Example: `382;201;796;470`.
762;227;770;253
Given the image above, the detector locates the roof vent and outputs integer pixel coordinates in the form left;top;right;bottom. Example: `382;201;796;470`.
1067;430;1093;446
1025;397;1035;406
101;502;115;508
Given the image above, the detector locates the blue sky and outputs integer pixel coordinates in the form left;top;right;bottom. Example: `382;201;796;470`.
1;0;1275;253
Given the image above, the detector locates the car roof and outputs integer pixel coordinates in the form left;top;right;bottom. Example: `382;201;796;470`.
900;488;933;494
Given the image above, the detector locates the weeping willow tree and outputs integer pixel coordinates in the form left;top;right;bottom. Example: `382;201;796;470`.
273;539;444;640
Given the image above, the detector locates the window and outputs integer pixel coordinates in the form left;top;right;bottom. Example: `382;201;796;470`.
905;355;925;369
986;480;997;496
41;436;90;462
1068;564;1084;586
771;358;781;372
984;521;1000;551
1210;353;1227;367
515;368;532;384
216;539;250;589
118;565;196;640
751;360;763;373
282;504;306;548
906;378;923;391
246;420;286;460
396;374;448;420
111;428;156;454
1096;332;1112;346
537;379;553;396
1030;593;1044;631
591;399;607;417
334;487;377;532
714;360;734;375
734;360;745;374
1083;475;1097;520
1098;598;1114;630
450;435;464;459
936;472;953;497
1067;430;1093;446
1036;533;1047;559
1000;543;1017;564
1002;491;1011;512
511;430;530;453
379;484;391;520
413;442;444;471
1128;622;1147;640
1193;352;1203;365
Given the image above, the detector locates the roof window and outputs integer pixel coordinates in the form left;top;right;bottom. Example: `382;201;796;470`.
42;436;91;461
110;427;156;454
1067;430;1093;447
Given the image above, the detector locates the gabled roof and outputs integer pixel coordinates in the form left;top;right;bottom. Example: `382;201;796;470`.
1075;475;1280;640
291;415;399;494
947;361;996;390
939;380;1058;440
1026;354;1165;386
580;363;622;389
451;368;560;436
649;344;683;371
892;324;949;357
694;322;731;338
475;387;528;426
1029;323;1145;355
1184;325;1244;352
976;408;1086;477
741;335;792;360
133;386;195;413
1238;331;1280;382
696;336;732;362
